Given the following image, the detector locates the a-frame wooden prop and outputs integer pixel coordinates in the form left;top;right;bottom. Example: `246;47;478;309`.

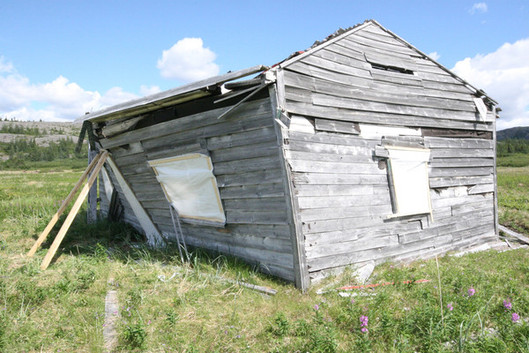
27;150;109;270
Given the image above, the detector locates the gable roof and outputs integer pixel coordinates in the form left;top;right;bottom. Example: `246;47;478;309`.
277;20;497;106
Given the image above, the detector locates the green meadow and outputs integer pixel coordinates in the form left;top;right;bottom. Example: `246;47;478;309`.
0;157;528;352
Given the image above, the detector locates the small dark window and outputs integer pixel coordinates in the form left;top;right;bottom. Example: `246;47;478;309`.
370;62;414;75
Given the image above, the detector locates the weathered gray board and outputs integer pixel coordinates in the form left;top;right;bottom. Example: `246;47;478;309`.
98;97;296;281
277;21;497;281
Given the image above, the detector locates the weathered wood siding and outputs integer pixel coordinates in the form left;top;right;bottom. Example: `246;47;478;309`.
97;97;295;281
279;22;496;281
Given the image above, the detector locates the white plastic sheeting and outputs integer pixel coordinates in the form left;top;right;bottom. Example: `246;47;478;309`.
148;153;226;225
387;146;432;218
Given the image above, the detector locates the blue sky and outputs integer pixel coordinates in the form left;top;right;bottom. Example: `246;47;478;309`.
0;0;528;129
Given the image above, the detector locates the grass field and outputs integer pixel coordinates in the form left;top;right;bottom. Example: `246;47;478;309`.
0;160;528;352
498;166;529;234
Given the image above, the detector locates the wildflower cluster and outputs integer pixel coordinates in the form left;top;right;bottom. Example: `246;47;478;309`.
360;315;368;333
503;299;520;323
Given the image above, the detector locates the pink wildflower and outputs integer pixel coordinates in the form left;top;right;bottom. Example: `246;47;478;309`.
360;315;368;326
503;300;512;310
512;313;520;322
314;304;319;311
361;327;368;333
467;287;476;297
447;303;453;311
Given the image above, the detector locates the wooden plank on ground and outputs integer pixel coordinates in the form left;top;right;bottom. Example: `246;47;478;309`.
499;225;529;245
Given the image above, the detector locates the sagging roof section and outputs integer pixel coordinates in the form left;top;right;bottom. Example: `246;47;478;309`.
77;65;269;124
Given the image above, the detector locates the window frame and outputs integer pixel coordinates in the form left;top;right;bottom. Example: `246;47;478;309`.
385;145;433;220
148;153;226;227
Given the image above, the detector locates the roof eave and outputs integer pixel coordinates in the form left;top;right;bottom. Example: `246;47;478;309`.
76;64;269;124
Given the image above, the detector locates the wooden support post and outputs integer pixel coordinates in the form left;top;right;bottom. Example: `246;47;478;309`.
87;148;98;224
40;151;109;270
27;153;103;257
106;156;163;247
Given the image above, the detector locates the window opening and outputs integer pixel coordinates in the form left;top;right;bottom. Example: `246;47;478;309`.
369;62;414;75
386;146;432;219
148;153;226;226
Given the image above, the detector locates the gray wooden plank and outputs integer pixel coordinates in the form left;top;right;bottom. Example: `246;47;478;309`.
429;158;494;168
300;55;373;79
311;48;372;71
223;197;287;211
220;183;285;199
210;141;278;163
429;175;494;188
314;118;360;135
468;183;495;195
424;137;493;149
323;42;369;63
213;155;282;175
285;150;372;164
299;204;391;223
341;34;417;57
216;168;283;187
286;61;372;89
284;101;493;132
297;194;390;209
226;210;288;225
292;184;387;197
311;92;479;122
288;159;382;174
306;234;398;260
430;148;495;158
207;126;277;150
429;167;493;178
287;130;376;147
292;172;388;185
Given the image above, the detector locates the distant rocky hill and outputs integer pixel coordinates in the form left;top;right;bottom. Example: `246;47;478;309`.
497;126;529;141
0;120;81;146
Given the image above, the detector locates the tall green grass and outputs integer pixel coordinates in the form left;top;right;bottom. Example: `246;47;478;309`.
497;166;529;234
0;160;528;351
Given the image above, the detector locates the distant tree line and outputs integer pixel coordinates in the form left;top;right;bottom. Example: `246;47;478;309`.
0;124;68;136
0;137;87;169
497;139;529;157
0;124;45;136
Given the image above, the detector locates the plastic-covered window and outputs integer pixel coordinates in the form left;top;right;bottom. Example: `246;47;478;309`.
386;146;432;218
148;153;225;226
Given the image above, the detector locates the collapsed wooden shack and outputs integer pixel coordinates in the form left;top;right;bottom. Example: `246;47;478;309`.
77;20;500;290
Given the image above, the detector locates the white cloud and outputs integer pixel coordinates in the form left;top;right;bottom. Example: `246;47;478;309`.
157;38;220;82
140;85;161;96
469;2;488;14
428;52;440;61
452;38;529;130
0;59;156;122
0;56;14;73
